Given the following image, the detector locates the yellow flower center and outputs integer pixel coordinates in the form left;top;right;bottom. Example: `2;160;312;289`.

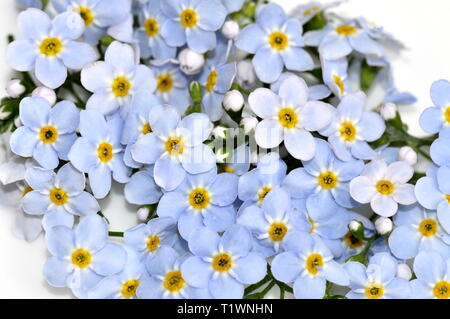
318;171;338;190
163;271;185;293
376;180;395;195
444;107;450;124
76;6;94;26
434;281;450;299
212;253;233;273
165;136;185;155
220;164;235;174
278;107;298;129
308;217;316;234
141;122;152;135
305;253;324;276
365;283;384;299
144;18;159;37
121;279;139;298
344;232;364;249
49;188;68;206
39;37;63;57
180;9;198;28
257;186;272;204
333;75;345;95
419;219;438;237
146;235;160;252
157;74;174;93
205;70;218;92
39;126;58;144
97;142;113;163
268;222;288;242
268;31;289;51
112;76;131;97
71;249;91;268
22;186;33;198
339;121;357;142
188;188;211;210
446;194;450;204
336;25;357;36
303;6;320;17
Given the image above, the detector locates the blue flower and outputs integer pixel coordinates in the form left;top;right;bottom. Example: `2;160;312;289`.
304;20;382;61
52;0;131;44
68;110;131;199
43;215;126;296
283;138;364;219
292;1;342;25
160;0;227;54
349;160;416;217
430;132;450;166
157;167;238;240
271;72;331;101
138;246;211;299
22;163;100;230
125;168;162;206
10;97;79;169
199;61;236;121
415;165;450;233
388;204;450;260
135;0;177;60
237;188;305;257
17;0;42;9
7;9;98;89
87;246;145;299
420;80;450;135
181;226;267;299
80;41;156;117
249;76;333;160
124;217;178;262
411;251;450;299
236;3;313;83
344;253;411;299
322;58;351;99
130;109;215;191
272;231;349;299
319;92;385;162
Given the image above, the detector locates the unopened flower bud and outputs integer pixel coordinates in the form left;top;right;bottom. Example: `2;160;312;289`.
221;20;240;39
240;116;258;134
137;207;150;222
380;102;397;120
6;79;25;98
223;90;244;112
349;220;364;239
396;264;412;280
398;146;417;166
178;48;205;75
375;217;393;235
236;60;257;90
32;87;57;106
213;125;228;139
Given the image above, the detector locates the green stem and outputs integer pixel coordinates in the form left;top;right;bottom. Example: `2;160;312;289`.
108;231;124;237
244;273;272;295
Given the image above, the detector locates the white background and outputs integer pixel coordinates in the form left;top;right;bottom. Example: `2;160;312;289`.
1;0;450;298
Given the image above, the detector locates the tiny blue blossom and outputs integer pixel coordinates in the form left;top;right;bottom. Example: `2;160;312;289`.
420;80;450;135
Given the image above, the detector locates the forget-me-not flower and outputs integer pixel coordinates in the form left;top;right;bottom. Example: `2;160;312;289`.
420;80;450;135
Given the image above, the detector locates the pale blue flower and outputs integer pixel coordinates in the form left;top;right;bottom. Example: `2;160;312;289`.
52;0;131;44
271;72;331;101
249;76;333;160
420;80;450;135
283;138;364;220
292;1;342;25
160;0;227;54
157;167;238;240
68;110;131;199
430;132;450;167
181;226;267;299
10;97;79;169
43;215;126;296
236;3;313;83
272;231;349;299
349;160;416;217
388;204;450;260
7;9;98;89
344;253;411;299
322;58;351;99
130;108;215;191
319;92;385;162
81;41;156;117
22;163;100;231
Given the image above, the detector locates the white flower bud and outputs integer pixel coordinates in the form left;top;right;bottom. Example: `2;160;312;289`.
14;117;22;128
380;102;397;120
178;48;205;75
223;90;244;112
349;220;363;232
212;126;228;140
375;217;393;235
221;20;240;39
137;207;150;222
240;116;258;134
6;79;25;98
32;87;57;106
396;263;412;280
236;60;257;90
398;146;417;166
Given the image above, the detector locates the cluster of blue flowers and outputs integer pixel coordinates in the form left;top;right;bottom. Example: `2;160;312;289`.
2;0;450;299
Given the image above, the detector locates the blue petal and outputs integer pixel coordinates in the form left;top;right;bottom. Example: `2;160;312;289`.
18;8;51;41
181;144;216;175
180;256;212;288
154;155;186;191
6;40;37;71
322;260;349;286
271;252;301;283
35;56;67;89
186;27;216;54
180;113;213;146
157;191;188;221
80;61;114;92
358;112;385;142
262;188;290;220
430;79;450;108
50;101;79;134
256;3;287;29
282;47;314;72
294;276;326;299
125;171;162;205
68;137;97;172
43;257;71;287
232;253;267;284
209;275;244;299
187;226;220;258
20;96;50;129
413;251;446;284
61;41;98;69
388;226;420;259
51;12;85;40
219;225;252;258
209;173;238;206
91;243;126;276
415;176;443;209
348;31;382;57
45;225;75;258
196;0;227;31
161;20;186;47
42;209;74;231
252;47;283;83
88;164;112;199
344;262;367;289
75;215;108;252
320;35;352;60
203;204;236;233
33;144;59;169
67;192;100;217
10;127;38;157
235;24;265;54
419;107;444;134
104;41;136;73
431;137;450;166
